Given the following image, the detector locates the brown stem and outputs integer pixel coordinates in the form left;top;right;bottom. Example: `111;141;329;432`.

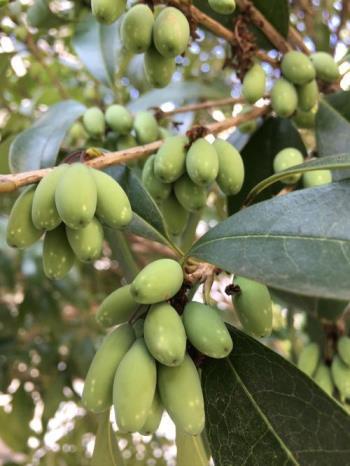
288;26;310;54
156;96;245;117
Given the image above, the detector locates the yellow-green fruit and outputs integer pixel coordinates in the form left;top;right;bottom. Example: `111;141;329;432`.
96;285;139;328
338;336;350;367
121;4;154;53
281;51;316;85
297;80;319;112
66;218;103;262
130;258;183;304
32;165;68;231
154;136;188;183
242;63;266;104
297;343;320;376
133;319;144;338
271;78;298;118
208;0;235;15
144;302;186;366
214;139;245;195
139;392;163;435
314;364;333;396
331;356;350;400
69;122;87;143
91;169;132;229
82;324;135;413
161;194;189;236
310;52;340;82
113;338;156;432
82;107;105;137
233;277;273;338
7;186;43;249
183;302;233;358
159;127;172;140
293;108;316;129
273;148;304;185
91;0;125;24
55;163;97;229
105;105;133;135
134;111;159;144
43;225;74;280
186;138;219;186
153;7;190;58
117;134;137;150
144;46;176;88
174;174;207;212
239;118;257;134
302;170;332;188
158;354;205;435
142;155;171;202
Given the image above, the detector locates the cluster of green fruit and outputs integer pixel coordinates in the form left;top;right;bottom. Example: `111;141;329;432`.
83;258;233;435
297;336;350;401
6;163;132;279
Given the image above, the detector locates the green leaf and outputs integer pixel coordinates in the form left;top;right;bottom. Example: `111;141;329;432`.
9;100;86;173
190;180;350;300
176;430;209;466
92;412;124;466
203;326;350;466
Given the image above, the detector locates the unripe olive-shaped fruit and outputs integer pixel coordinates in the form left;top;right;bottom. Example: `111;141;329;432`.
310;52;340;82
297;343;320;376
117;134;137;150
130;258;183;304
213;139;245;195
105;105;133;135
96;285;139;328
297;80;319;112
174;174;207;212
43;225;74;280
66;218;103;262
144;46;176;88
281;51;316;85
186;138;219;186
7;186;43;249
208;0;236;15
338;336;350;367
55;163;97;229
142;156;171;202
153;7;190;58
158;354;205;435
91;0;125;24
82;324;135;413
331;356;350;400
113;338;156;432
242;63;266;104
69;122;87;143
134;111;159;144
154;135;188;183
139;392;163;435
183;301;233;358
121;4;154;53
293;108;316;129
32;165;68;231
273;148;304;185
144;302;186;366
82;107;105;137
302;170;332;188
133;319;144;338
314;364;333;396
91;169;132;228
317;298;347;322
233;277;273;338
161;194;189;236
271;78;298;118
159;127;172;139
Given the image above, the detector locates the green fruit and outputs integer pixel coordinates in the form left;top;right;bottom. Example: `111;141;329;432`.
314;364;333;396
91;169;132;229
153;7;190;58
297;80;319;112
91;0;125;24
42;225;75;280
273;148;304;185
55;163;97;229
133;319;144;338
134;111;159;144
82;107;105;137
174;174;207;212
139;392;163;435
238;105;257;133
142;155;171;202
281;51;316;85
105;105;133;135
117;134;137;150
183;301;233;358
208;0;236;15
297;343;320;376
271;78;298;118
293;108;316;129
214;139;245;195
82;323;135;413
338;336;350;367
69;122;87;143
242;63;266;104
66;218;103;262
144;46;176;88
310;52;340;82
161;194;189;236
302;170;332;188
96;285;139;328
144;302;186;366
130;258;183;304
158;354;205;435
121;4;154;53
317;298;347;322
113;338;156;432
233;277;273;338
7;186;43;249
159;127;172;140
154;136;188;183
32;165;68;231
331;355;350;400
186;138;219;186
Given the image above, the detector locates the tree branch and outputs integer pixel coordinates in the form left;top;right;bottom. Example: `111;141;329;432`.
288;26;310;54
155;96;245;117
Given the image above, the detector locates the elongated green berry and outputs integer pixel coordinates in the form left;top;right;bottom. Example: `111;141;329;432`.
142;155;171;202
105;105;133;135
214;139;244;195
273;148;304;185
208;0;235;15
186;138;219;186
297;80;319;112
66;218;103;262
271;78;298;118
117;134;137;150
281;51;315;85
154;135;188;183
96;285;139;328
91;0;125;24
302;170;332;188
82;107;105;137
161;194;189;236
144;46;176;88
297;343;320;376
331;355;350;400
43;225;74;280
121;4;154;53
153;7;190;58
174;174;207;212
242;63;266;104
134;111;159;144
314;364;333;396
139;392;163;435
338;336;350;367
310;52;339;82
293;108;316;129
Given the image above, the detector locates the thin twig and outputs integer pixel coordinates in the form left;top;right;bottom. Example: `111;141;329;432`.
288;26;310;54
157;96;245;117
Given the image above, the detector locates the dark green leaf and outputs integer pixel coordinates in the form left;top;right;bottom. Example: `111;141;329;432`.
92;412;124;466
